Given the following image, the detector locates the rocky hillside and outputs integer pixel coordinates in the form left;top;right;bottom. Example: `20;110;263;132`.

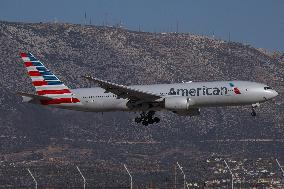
0;21;283;188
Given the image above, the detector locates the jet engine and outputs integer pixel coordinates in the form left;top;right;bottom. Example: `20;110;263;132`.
164;96;195;110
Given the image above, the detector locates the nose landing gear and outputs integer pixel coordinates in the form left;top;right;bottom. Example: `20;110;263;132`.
251;103;260;116
135;111;160;125
251;108;256;116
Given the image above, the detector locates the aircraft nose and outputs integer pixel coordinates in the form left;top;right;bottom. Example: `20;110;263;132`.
266;90;278;100
272;90;279;98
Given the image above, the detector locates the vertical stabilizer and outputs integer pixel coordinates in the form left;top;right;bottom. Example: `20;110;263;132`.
20;52;80;105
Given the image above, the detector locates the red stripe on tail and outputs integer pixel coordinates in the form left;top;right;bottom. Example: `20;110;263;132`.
20;52;28;57
25;62;33;67
41;98;80;105
32;81;48;86
37;89;71;95
28;71;41;76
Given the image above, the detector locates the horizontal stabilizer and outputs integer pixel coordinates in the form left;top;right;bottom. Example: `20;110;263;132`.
17;91;53;101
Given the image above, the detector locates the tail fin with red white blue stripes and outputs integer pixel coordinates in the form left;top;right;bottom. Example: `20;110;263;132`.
19;52;80;105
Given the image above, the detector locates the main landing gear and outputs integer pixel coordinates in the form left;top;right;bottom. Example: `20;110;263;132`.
135;111;160;126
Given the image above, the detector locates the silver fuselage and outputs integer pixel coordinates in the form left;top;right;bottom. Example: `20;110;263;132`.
53;81;278;112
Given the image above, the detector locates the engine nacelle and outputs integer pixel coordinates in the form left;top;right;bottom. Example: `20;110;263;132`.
164;96;195;110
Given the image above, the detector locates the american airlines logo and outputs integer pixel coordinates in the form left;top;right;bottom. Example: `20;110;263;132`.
229;82;241;94
168;83;241;97
169;86;229;96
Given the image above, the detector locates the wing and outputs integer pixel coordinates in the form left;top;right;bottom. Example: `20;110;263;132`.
83;76;162;101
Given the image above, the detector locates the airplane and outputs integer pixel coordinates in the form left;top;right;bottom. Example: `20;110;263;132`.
18;52;279;125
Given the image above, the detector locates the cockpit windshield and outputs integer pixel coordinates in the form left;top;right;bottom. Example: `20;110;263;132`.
264;86;272;90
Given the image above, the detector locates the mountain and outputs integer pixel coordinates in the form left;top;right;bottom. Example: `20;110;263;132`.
0;21;283;188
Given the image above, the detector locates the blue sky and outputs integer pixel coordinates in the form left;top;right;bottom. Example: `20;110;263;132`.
1;0;284;51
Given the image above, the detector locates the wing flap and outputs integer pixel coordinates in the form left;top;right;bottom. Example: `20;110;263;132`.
83;76;161;101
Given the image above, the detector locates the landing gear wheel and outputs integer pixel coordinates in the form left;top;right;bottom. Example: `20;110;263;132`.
135;117;142;123
135;111;160;125
251;103;259;117
251;110;256;116
153;117;160;123
251;107;257;116
142;121;148;126
148;119;154;124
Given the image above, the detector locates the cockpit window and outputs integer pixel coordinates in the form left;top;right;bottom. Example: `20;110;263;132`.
264;86;272;90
